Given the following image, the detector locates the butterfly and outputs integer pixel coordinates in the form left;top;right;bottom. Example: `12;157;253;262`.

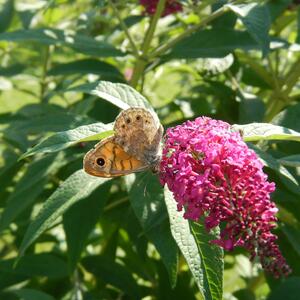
83;107;163;178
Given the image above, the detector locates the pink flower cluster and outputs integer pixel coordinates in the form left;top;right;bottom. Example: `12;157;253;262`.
140;0;182;16
160;117;291;277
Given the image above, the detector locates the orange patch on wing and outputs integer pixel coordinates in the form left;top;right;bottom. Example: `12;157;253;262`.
83;138;148;178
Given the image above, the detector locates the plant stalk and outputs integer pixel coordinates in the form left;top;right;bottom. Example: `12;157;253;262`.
108;0;140;58
130;0;166;87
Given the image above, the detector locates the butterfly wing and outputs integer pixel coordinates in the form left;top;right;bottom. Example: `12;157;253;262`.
83;137;149;178
113;108;163;163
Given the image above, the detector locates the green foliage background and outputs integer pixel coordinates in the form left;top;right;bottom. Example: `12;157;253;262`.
0;0;300;299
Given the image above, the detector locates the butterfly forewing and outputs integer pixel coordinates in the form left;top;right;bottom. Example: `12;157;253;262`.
83;107;163;178
83;137;148;177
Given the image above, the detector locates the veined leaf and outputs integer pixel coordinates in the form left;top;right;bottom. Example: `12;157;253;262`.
191;222;224;300
18;170;110;258
63;181;112;271
232;123;300;142
164;187;223;300
20;122;113;159
0;28;125;57
68;81;154;111
227;3;271;56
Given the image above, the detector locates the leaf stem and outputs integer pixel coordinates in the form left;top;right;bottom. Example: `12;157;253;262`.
40;45;51;103
265;55;300;121
108;0;140;58
282;56;300;95
141;0;166;54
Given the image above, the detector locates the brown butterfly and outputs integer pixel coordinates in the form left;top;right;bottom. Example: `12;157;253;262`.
83;107;163;177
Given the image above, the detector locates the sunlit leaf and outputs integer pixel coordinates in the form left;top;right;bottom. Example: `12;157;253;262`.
18;170;110;257
20;122;113;159
69;81;154;111
232;123;300;142
164;187;223;300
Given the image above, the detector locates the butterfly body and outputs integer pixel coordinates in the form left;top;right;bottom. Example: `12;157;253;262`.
83;107;163;178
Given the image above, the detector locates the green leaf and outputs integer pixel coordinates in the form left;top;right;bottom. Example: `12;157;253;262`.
272;102;300;132
128;173;178;287
168;29;261;59
249;144;300;194
0;64;26;77
0;253;68;279
196;54;234;75
20;122;113;159
0;0;14;33
267;277;300;300
164;187;223;300
63;181;112;271
0;153;63;231
48;59;124;80
266;0;292;22
69;81;154;111
18;170;110;258
0;28;125;57
278;155;300;167
297;7;300;44
12;289;55;300
232;123;300;142
114;15;144;30
191;222;224;300
273;188;300;223
227;3;271;56
281;224;300;257
82;255;141;300
6;111;91;135
238;95;265;124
